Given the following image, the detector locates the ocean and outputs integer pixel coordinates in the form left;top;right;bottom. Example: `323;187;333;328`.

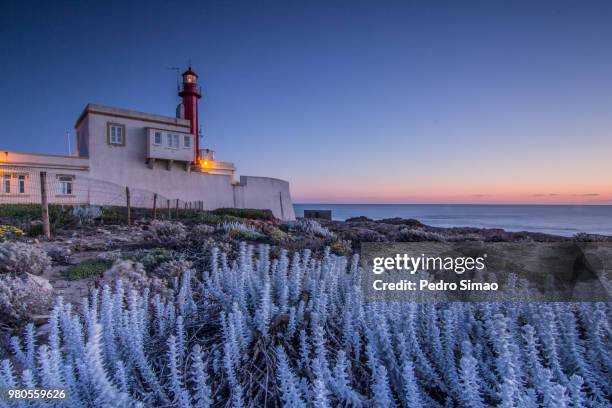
293;204;612;237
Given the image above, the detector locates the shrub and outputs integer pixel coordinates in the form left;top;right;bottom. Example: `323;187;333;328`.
212;207;276;221
266;226;289;244
153;259;192;280
0;204;79;231
4;244;610;406
147;220;187;244
397;227;447;242
0;273;53;325
330;239;352;256
194;211;224;225
126;248;174;270
62;259;113;281
102;260;167;296
189;224;215;244
72;206;103;223
218;221;264;240
286;218;335;238
0;225;25;240
0;241;51;275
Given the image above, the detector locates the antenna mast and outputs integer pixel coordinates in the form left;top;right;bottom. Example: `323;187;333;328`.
66;131;72;156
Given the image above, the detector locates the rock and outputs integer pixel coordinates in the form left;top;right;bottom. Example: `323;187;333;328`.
97;250;122;261
346;216;373;222
24;273;53;292
378;218;424;227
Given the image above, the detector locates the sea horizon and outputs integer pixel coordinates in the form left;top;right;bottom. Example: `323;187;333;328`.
293;203;612;237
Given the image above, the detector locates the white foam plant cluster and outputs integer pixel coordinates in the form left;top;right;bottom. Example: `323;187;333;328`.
217;221;259;234
0;241;51;276
289;219;336;239
2;242;611;407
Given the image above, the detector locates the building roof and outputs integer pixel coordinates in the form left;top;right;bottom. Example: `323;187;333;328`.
74;104;191;129
182;66;198;78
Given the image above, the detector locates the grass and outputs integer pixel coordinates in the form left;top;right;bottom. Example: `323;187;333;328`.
62;259;113;280
212;208;276;221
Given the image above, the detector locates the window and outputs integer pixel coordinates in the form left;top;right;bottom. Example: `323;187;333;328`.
173;134;179;149
154;131;162;145
167;133;173;148
18;175;25;194
58;176;74;195
107;123;125;145
183;135;191;149
2;175;10;193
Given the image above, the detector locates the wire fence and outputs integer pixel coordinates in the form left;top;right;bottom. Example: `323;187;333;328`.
0;165;207;232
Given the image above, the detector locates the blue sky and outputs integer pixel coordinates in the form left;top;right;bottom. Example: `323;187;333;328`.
1;0;611;203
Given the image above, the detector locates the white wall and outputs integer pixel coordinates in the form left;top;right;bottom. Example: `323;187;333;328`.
84;111;235;207
233;176;295;220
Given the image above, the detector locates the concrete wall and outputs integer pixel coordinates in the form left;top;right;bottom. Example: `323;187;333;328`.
233;176;295;220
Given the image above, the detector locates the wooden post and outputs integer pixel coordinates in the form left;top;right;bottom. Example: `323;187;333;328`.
167;199;171;219
153;193;157;220
39;172;50;239
175;199;179;218
126;186;131;225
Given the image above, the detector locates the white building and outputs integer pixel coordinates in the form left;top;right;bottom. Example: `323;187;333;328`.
0;67;295;220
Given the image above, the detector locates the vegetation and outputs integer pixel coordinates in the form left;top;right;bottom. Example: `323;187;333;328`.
219;221;264;240
329;238;352;255
285;218;336;239
3;243;610;407
0;224;25;240
0;241;51;275
61;259;113;281
0;275;52;325
147;220;188;244
0;204;79;234
125;248;175;270
212;207;276;221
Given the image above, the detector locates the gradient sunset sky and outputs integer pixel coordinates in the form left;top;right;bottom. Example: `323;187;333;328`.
1;0;611;204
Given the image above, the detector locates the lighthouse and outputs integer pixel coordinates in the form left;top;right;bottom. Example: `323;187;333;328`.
178;66;202;163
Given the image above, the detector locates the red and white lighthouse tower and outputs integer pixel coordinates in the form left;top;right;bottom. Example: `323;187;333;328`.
178;66;202;163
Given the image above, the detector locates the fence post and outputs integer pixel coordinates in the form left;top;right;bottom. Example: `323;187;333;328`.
175;199;179;218
153;193;157;220
126;186;131;225
167;199;171;219
39;171;51;239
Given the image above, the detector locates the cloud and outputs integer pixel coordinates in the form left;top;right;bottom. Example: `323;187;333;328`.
571;193;600;197
471;194;489;197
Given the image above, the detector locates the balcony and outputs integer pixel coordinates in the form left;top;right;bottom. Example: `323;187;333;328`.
146;128;193;167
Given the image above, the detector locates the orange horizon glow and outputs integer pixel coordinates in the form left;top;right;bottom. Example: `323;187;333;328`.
293;185;612;205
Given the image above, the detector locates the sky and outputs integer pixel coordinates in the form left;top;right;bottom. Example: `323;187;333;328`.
1;0;611;204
